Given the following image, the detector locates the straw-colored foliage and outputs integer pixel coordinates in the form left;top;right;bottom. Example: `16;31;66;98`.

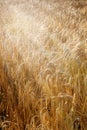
0;0;87;130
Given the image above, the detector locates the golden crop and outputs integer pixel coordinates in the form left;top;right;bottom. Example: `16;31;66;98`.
0;0;87;130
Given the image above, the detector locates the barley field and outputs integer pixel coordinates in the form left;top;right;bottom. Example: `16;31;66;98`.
0;0;87;130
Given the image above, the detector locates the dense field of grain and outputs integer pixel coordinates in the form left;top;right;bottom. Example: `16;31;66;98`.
0;0;87;130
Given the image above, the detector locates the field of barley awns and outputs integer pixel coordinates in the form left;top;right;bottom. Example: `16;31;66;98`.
0;0;87;130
